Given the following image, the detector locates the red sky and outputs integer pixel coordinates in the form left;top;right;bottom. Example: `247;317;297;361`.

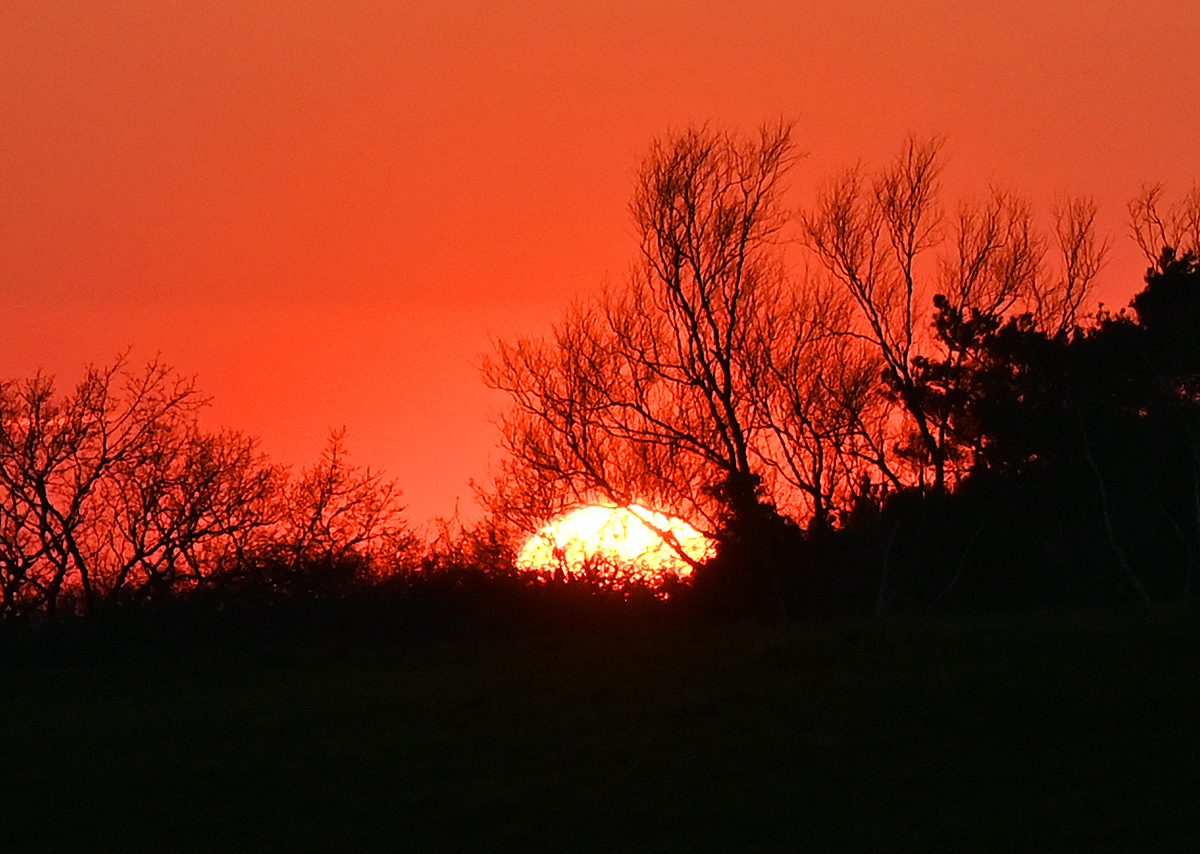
3;0;1197;529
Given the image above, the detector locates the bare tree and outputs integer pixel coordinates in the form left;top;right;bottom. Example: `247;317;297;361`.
1041;196;1108;336
483;123;825;557
800;137;949;490
0;356;281;618
100;426;281;600
485;125;1111;584
271;429;416;574
801;139;1106;493
940;190;1044;320
751;280;885;528
1130;183;1200;265
229;427;422;599
0;355;427;620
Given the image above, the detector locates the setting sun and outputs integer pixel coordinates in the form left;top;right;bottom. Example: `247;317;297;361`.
517;504;715;586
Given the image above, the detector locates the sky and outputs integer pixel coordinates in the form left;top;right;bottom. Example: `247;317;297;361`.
2;0;1198;530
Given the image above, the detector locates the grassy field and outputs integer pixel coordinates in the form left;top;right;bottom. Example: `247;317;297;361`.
2;602;1198;853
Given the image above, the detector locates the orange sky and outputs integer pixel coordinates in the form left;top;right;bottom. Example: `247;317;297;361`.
2;0;1197;529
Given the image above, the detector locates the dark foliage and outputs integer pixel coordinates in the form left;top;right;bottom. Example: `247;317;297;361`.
6;251;1200;645
789;250;1200;615
3;150;1199;640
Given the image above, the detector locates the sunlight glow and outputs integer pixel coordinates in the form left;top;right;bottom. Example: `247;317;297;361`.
517;504;715;587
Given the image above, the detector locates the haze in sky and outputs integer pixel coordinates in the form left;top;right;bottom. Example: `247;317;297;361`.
3;0;1197;526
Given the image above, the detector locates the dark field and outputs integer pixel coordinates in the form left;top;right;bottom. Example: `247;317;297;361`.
3;603;1198;853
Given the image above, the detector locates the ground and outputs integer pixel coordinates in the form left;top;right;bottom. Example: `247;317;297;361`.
2;602;1198;852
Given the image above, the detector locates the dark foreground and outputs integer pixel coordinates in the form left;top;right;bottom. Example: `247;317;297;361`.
2;602;1198;853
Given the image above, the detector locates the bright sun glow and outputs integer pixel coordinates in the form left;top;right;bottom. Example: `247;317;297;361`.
517;504;715;586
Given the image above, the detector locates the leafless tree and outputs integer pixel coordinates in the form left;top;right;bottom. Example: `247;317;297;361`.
483;123;867;556
939;190;1044;320
0;356;280;618
1041;196;1108;336
1130;183;1200;265
485;125;1111;570
270;428;417;574
0;353;427;620
100;426;281;600
800;138;949;489
750;280;885;527
800;138;1106;493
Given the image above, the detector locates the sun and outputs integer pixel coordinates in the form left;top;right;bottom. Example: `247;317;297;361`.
517;504;715;586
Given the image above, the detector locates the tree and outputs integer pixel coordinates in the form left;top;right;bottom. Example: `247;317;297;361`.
243;429;418;596
800;138;948;490
750;284;896;534
0;356;280;619
800;139;1107;494
0;356;425;621
1129;183;1200;268
483;123;861;572
483;125;1139;617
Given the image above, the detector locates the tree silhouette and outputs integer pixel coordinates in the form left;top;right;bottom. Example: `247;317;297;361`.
483;123;873;605
233;429;418;599
482;127;1139;613
484;125;793;536
801;140;1107;495
0;356;278;619
0;359;420;623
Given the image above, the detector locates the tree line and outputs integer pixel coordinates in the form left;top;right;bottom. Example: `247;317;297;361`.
5;123;1198;630
0;358;421;623
483;122;1200;615
0;354;662;638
